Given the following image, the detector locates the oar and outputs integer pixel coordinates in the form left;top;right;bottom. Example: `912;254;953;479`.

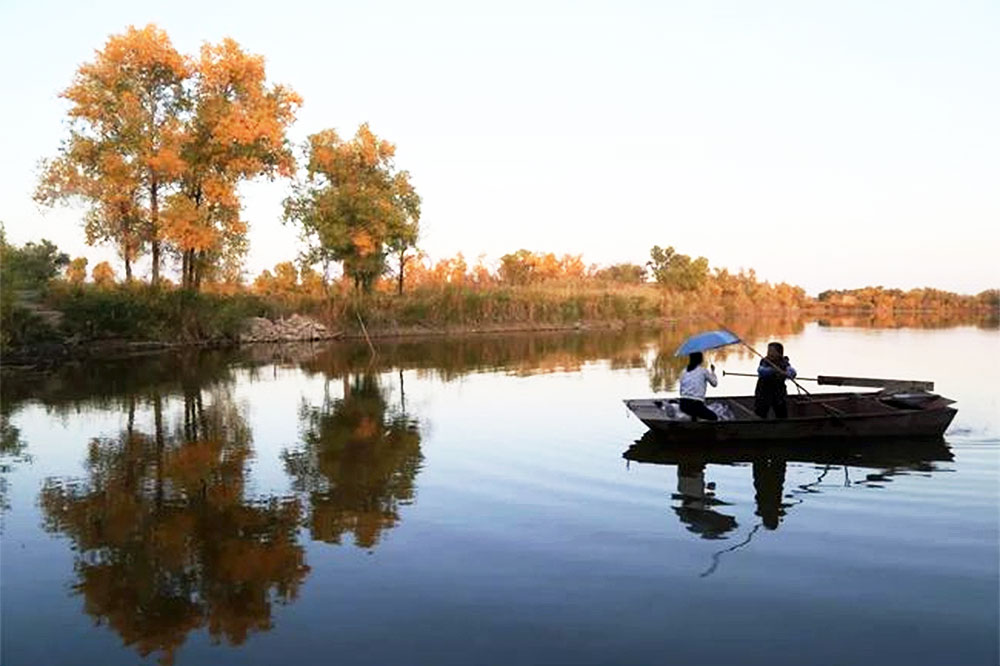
724;371;820;381
715;324;846;417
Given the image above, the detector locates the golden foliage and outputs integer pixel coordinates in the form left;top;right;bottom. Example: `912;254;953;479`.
66;257;88;284
39;23;299;291
38;392;308;664
91;261;116;287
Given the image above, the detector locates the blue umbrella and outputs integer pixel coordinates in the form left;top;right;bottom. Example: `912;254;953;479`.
674;329;741;357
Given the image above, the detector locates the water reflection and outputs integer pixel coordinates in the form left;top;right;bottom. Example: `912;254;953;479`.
672;462;738;539
283;373;423;548
1;313;992;664
0;409;29;521
817;311;999;330
663;458;792;540
624;433;955;574
39;390;308;665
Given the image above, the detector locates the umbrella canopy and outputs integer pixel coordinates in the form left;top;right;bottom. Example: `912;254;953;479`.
674;329;741;357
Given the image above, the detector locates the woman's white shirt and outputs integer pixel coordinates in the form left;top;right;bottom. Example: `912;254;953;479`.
679;366;718;401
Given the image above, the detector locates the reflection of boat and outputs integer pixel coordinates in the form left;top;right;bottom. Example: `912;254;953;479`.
624;430;955;469
623;391;957;442
625;432;954;577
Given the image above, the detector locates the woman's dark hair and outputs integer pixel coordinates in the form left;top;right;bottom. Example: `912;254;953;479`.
687;352;703;372
768;341;784;355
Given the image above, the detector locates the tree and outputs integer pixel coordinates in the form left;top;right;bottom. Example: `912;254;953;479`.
284;124;420;293
164;39;300;290
648;245;709;291
593;262;646;284
387;215;419;295
252;269;276;296
66;257;88;284
37;26;299;291
498;249;537;285
36;24;189;284
0;230;70;290
92;261;116;288
272;262;299;294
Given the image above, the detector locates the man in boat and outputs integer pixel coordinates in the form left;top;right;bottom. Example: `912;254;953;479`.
754;342;796;419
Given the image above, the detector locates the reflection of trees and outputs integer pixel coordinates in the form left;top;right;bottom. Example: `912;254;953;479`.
39;390;308;665
299;329;653;382
817;311;998;330
283;373;422;548
0;408;30;521
0;348;242;418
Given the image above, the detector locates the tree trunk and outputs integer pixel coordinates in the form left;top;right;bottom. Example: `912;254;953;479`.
193;250;204;290
124;254;133;282
150;179;160;286
397;250;405;295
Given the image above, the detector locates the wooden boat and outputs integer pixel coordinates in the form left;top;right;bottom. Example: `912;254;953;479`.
623;389;957;442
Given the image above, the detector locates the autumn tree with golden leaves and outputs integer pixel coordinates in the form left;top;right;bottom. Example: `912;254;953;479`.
38;25;300;291
36;24;188;284
284;124;420;293
91;261;116;288
66;257;88;284
164;39;300;289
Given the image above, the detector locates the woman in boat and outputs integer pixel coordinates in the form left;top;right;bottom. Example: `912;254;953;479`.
678;352;719;421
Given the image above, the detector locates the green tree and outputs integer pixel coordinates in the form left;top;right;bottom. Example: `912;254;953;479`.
648;245;709;291
497;249;537;285
593;262;646;284
284;124;420;293
0;230;70;290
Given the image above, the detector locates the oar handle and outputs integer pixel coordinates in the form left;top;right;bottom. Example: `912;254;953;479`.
722;370;818;381
715;322;845;417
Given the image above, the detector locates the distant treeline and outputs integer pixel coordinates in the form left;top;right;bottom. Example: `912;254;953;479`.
817;286;999;312
2;230;996;350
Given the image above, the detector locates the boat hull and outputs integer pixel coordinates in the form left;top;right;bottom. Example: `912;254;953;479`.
624;392;957;442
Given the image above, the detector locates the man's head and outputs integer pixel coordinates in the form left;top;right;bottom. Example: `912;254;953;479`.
766;342;784;360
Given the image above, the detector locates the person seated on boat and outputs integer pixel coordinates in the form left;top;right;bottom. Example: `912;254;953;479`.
754;342;797;419
679;352;719;421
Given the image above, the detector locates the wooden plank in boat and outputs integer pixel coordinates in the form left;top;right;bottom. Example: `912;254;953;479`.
816;375;934;391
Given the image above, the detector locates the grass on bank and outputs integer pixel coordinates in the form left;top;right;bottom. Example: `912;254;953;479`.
3;278;997;351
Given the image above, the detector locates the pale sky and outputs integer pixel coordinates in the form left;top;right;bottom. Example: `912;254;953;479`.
1;0;997;295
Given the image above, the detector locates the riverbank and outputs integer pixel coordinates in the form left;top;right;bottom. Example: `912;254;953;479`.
3;282;996;370
0;316;665;370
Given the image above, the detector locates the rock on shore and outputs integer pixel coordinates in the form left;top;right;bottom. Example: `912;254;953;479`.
240;314;338;343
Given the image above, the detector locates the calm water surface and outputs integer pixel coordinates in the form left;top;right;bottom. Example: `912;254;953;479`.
2;318;998;665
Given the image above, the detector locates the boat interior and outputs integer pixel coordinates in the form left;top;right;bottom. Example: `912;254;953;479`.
710;391;951;420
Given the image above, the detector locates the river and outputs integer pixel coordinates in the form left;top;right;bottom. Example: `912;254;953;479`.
2;316;997;665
